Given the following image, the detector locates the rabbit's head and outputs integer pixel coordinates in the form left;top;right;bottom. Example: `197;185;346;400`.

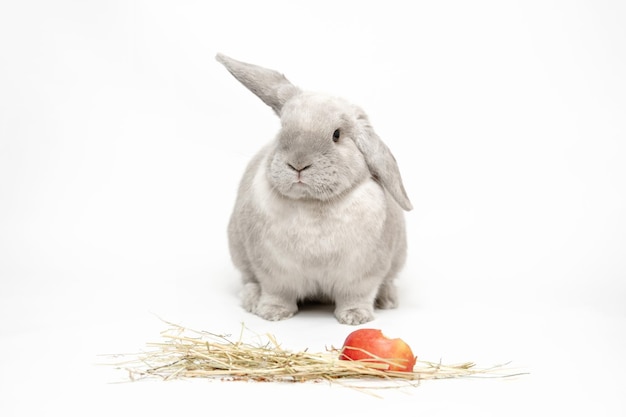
216;53;412;211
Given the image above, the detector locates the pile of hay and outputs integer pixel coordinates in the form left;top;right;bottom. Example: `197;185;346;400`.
106;320;523;391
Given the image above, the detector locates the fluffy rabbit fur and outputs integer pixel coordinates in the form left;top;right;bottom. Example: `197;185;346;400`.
217;53;412;325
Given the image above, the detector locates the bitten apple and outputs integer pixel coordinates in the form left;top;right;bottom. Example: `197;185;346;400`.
339;328;416;372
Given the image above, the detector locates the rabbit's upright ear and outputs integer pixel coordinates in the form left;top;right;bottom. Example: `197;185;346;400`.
355;114;413;211
216;53;301;115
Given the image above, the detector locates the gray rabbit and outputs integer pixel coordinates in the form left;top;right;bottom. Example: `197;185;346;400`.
217;54;412;325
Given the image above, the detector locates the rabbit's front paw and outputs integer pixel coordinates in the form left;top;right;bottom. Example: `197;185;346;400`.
255;300;298;321
335;307;375;325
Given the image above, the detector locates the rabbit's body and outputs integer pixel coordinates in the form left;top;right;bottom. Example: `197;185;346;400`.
217;54;412;325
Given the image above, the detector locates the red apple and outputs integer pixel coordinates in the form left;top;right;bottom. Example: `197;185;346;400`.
339;328;417;372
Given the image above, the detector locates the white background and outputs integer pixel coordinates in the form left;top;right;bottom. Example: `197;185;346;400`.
1;1;625;415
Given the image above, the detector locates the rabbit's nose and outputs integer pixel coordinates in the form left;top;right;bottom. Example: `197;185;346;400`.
287;163;312;172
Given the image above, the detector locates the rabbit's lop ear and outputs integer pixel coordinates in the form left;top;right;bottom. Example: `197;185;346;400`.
355;114;413;211
216;53;301;115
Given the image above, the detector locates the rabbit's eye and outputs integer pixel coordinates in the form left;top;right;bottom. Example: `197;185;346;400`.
332;129;341;142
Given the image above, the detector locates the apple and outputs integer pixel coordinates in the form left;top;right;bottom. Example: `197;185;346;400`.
339;328;417;372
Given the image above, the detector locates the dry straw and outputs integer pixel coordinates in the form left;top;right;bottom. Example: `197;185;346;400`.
105;320;525;393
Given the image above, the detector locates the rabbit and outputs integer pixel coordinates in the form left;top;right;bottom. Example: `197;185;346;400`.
216;53;412;325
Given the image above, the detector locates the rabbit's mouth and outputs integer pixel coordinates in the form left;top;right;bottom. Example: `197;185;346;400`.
285;180;314;199
284;181;345;203
276;180;326;202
